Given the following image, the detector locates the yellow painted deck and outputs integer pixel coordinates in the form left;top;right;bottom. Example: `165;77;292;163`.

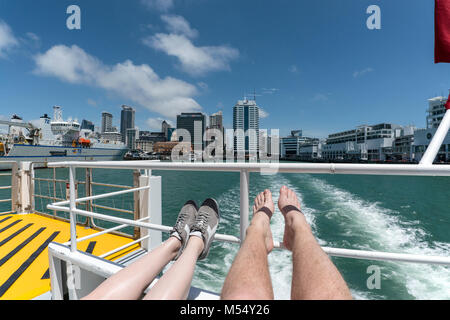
0;212;140;300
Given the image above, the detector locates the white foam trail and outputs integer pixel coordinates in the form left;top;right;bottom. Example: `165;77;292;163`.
306;176;450;300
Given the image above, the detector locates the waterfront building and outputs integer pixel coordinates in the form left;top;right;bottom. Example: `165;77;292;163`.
176;113;206;152
322;123;405;161
81;119;95;132
135;140;154;153
120;105;135;143
101;131;122;142
280;130;319;159
413;96;450;162
153;141;191;155
233;99;260;156
101;112;113;133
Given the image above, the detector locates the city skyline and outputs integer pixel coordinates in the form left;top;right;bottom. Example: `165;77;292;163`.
1;1;450;139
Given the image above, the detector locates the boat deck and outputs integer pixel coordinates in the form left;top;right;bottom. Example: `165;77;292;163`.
0;212;140;300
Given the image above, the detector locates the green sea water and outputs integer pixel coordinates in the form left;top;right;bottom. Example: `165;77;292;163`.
1;167;449;300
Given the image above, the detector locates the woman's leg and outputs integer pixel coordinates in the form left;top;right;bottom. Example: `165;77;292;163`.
143;236;204;300
82;237;181;300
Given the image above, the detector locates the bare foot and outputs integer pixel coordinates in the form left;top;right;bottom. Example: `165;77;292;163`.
278;186;307;251
251;189;274;253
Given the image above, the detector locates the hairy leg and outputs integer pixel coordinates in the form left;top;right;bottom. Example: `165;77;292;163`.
144;236;204;300
278;186;352;300
82;237;181;300
221;190;274;300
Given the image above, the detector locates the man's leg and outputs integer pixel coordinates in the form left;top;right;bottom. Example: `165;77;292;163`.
221;190;275;300
82;237;181;300
144;236;204;300
278;186;352;300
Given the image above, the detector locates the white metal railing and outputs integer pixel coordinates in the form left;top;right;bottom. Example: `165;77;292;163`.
0;161;17;214
45;160;450;266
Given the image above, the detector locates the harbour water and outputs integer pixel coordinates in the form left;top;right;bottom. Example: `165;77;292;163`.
1;167;449;300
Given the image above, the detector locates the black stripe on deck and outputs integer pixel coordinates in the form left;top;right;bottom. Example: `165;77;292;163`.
0;220;22;234
41;240;97;280
0;231;60;298
85;241;96;254
0;223;33;248
0;227;45;267
0;216;12;224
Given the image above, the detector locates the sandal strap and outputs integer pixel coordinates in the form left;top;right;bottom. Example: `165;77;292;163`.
281;205;303;215
256;206;273;219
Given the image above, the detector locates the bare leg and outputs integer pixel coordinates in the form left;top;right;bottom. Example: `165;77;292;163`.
83;237;181;300
144;236;204;300
221;190;275;300
278;186;352;300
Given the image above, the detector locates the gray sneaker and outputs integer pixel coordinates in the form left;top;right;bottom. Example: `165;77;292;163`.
170;200;198;260
190;198;220;260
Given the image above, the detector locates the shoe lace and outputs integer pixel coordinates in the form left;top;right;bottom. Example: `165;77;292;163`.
192;210;209;233
174;211;188;232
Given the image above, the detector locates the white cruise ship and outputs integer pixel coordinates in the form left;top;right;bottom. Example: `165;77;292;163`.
0;106;127;170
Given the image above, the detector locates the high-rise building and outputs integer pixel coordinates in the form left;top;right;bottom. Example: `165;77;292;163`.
209;111;223;130
233;99;260;155
176;113;205;151
81;119;95;131
101;112;113;133
120;105;135;142
162;120;171;141
126;128;137;150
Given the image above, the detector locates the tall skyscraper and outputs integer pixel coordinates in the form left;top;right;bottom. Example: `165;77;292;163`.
120;105;135;142
101;112;113;133
233;99;260;155
176;113;205;151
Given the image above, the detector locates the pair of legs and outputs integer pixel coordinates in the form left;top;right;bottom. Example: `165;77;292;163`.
84;199;219;300
83;236;204;300
221;186;352;300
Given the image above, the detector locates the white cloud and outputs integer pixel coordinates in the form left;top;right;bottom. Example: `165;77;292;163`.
141;0;174;12
0;20;18;58
146;117;174;131
145;33;239;76
143;15;239;76
161;15;198;38
34;45;201;118
353;67;374;78
259;108;269;119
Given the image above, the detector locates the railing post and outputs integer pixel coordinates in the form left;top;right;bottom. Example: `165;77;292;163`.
139;171;162;251
240;169;249;244
10;162;18;212
420;108;450;165
69;166;77;252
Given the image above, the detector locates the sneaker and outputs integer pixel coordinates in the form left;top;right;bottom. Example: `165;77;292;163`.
170;200;198;260
190;198;220;260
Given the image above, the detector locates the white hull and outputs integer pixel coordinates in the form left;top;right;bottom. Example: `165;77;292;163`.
0;144;127;170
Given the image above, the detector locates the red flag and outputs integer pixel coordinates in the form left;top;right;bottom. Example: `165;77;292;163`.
435;0;450;63
446;92;450;109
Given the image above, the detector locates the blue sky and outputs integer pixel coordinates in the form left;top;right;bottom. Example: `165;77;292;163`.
0;0;449;138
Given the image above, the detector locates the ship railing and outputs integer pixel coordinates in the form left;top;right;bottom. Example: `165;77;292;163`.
31;164;142;240
0;161;18;214
46;160;450;267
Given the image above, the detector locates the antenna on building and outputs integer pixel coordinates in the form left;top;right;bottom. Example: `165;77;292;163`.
254;88;256;102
